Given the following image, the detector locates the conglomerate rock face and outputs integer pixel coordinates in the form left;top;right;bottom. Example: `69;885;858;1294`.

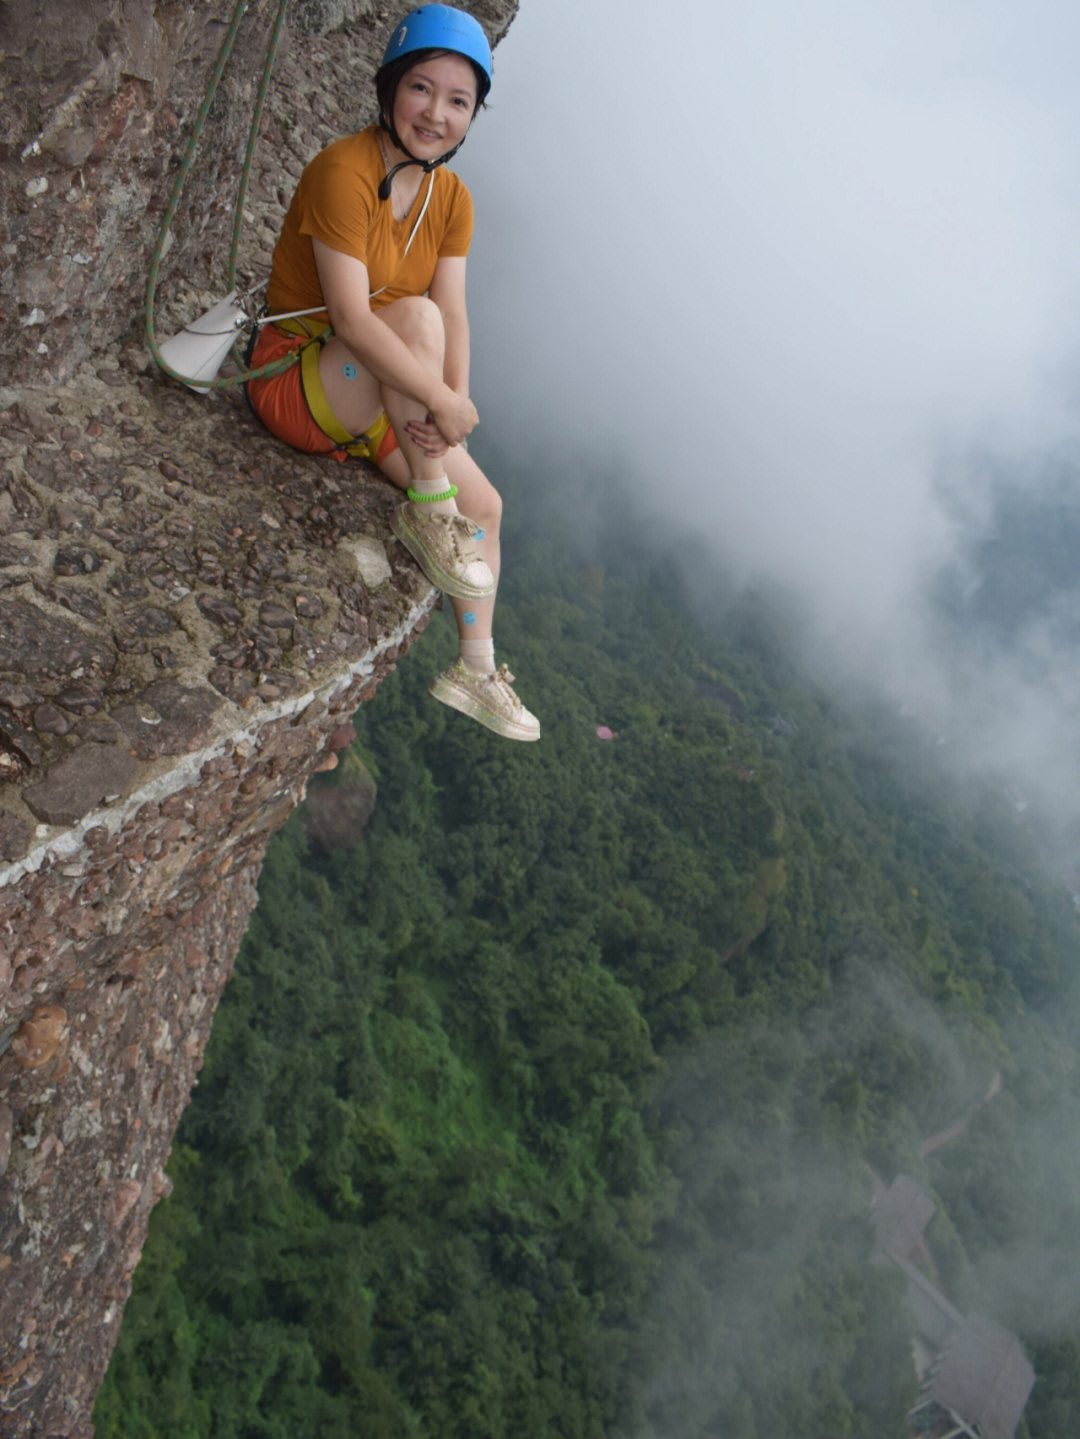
0;1;517;1433
0;369;438;1435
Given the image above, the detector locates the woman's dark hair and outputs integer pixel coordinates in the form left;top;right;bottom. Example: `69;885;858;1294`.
375;47;489;129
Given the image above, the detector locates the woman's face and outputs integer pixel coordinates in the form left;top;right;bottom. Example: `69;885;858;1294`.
391;53;478;160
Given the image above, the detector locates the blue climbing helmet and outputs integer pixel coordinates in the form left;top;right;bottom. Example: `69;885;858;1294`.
380;5;493;105
375;5;492;195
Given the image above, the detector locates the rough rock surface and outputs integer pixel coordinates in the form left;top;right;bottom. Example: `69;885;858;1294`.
0;1;517;1433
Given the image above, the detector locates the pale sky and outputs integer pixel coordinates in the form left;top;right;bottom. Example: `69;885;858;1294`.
461;0;1080;664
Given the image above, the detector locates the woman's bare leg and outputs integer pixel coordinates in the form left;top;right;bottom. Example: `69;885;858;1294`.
316;299;536;737
376;440;500;644
380;436;535;737
317;297;452;493
317;298;494;599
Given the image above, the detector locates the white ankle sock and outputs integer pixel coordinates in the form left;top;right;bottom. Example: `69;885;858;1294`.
409;474;458;517
460;636;495;674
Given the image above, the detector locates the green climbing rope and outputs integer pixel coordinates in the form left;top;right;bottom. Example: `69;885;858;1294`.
226;0;289;293
145;0;298;389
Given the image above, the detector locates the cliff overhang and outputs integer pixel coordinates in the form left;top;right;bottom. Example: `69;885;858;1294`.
0;1;517;1432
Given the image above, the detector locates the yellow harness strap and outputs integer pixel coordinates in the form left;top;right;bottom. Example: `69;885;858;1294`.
274;315;331;340
271;317;388;460
300;340;356;448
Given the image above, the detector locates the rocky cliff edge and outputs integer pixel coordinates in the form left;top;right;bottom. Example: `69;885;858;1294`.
0;1;516;1433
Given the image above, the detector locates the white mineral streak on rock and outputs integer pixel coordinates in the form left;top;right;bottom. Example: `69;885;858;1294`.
0;598;431;889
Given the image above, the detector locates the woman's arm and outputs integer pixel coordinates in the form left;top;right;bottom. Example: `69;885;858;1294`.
313;239;438;405
429;255;470;397
312;239;476;443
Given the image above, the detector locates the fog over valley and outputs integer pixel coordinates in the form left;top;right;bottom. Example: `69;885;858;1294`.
458;8;1080;1429
464;0;1080;857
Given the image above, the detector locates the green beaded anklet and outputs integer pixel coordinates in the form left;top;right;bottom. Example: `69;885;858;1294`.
407;484;459;504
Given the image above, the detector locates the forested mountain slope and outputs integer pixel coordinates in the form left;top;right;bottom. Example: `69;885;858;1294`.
96;451;1080;1438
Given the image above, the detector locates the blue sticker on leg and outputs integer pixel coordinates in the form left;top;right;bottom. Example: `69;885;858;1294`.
462;612;477;625
342;363;358;380
475;528;485;541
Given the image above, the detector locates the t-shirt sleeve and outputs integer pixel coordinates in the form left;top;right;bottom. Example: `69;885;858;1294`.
297;155;374;265
438;180;474;258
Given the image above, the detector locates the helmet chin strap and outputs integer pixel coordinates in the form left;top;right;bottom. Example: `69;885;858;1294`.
377;121;463;201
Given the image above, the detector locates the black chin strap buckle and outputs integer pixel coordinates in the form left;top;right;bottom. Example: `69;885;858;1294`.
376;120;466;201
378;146;462;202
379;156;430;201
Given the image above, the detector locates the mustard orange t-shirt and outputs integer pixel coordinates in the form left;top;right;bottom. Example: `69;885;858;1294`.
265;126;474;322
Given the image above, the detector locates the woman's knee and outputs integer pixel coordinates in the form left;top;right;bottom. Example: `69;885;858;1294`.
383;295;444;360
465;469;502;533
483;482;503;532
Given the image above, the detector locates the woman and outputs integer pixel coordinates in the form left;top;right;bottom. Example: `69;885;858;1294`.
247;4;538;742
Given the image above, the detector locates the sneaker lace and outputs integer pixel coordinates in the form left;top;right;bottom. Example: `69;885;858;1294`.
447;513;482;557
492;664;522;708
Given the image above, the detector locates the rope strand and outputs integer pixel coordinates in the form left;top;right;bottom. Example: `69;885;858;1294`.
145;0;298;389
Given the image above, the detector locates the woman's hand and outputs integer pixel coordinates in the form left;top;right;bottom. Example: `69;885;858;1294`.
404;413;450;457
425;385;478;450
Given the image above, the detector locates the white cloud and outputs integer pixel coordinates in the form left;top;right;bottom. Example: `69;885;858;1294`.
462;0;1080;653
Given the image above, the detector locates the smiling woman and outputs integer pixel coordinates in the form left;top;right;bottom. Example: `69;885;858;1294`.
246;4;539;742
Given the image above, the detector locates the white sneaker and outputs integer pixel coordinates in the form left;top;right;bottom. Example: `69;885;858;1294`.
429;660;540;742
392;503;494;600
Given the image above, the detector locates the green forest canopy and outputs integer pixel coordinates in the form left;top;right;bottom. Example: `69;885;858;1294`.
97;452;1080;1438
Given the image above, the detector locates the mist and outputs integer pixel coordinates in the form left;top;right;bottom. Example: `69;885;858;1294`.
461;0;1080;856
451;5;1080;1423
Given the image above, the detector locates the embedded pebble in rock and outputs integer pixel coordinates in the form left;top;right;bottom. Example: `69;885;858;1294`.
110;1179;143;1230
32;704;71;736
329;723;357;752
0;813;34;861
22;742;142;825
258;602;295;629
56;683;101;716
336;535;394;589
0;684;34;711
11;1005;69;1070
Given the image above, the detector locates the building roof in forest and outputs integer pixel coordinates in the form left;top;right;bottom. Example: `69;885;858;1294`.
926;1314;1035;1439
869;1173;936;1263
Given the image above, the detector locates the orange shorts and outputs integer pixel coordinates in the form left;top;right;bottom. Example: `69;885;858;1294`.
245;325;398;465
